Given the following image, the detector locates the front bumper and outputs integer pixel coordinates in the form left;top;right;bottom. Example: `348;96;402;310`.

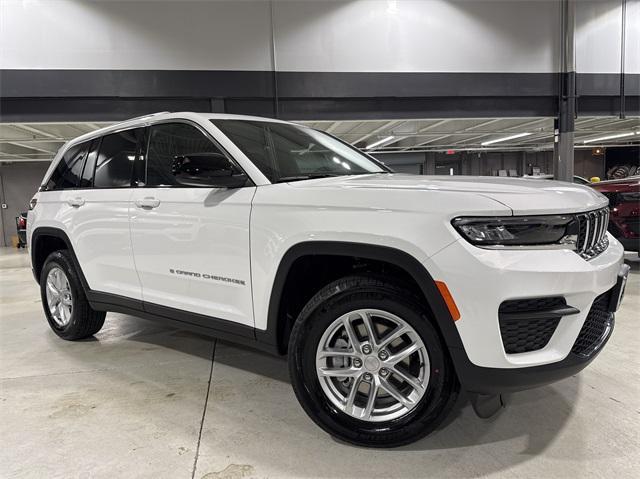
449;276;627;394
425;233;625;375
450;333;612;394
618;236;640;252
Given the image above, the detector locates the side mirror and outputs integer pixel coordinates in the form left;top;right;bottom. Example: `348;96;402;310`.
172;154;248;188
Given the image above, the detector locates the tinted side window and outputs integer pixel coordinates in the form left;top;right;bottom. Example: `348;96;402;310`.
94;128;142;188
271;127;331;175
45;141;90;190
210;120;274;180
211;120;383;183
146;123;230;187
79;138;100;188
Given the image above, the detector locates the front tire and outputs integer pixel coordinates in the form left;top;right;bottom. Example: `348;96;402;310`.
40;250;106;340
288;276;459;447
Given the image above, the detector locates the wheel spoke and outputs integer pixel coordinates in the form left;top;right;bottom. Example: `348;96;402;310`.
378;325;407;350
359;311;378;347
344;375;363;415
390;366;425;394
361;380;379;420
46;278;59;297
387;342;422;365
47;292;58;309
341;316;361;352
380;377;414;409
318;349;357;360
318;367;361;378
52;302;61;320
53;269;63;290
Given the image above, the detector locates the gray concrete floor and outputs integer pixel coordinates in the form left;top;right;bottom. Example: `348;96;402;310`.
1;247;638;479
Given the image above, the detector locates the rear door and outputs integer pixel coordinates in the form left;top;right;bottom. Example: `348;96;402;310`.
129;121;255;327
70;128;145;299
33;141;91;250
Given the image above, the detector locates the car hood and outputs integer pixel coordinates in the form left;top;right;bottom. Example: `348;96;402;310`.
287;173;608;215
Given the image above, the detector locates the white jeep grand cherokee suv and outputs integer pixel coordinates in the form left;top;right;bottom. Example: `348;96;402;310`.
28;112;629;447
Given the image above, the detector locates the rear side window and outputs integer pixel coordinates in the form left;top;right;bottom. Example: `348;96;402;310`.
45;141;90;190
145;123;231;187
94;128;143;188
79;138;100;188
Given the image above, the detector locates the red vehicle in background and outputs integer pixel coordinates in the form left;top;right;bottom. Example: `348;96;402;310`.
15;212;27;249
592;177;640;252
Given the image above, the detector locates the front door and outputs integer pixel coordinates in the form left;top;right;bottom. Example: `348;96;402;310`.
129;121;255;327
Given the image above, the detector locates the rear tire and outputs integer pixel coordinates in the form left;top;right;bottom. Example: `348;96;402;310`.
288;275;459;447
40;250;106;340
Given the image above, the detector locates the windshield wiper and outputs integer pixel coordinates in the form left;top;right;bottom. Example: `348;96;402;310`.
276;173;341;183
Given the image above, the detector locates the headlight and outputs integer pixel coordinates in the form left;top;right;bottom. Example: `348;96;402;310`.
452;215;578;248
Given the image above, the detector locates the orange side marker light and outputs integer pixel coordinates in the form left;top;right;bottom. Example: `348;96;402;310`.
435;281;461;321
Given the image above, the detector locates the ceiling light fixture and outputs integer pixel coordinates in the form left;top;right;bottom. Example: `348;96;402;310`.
481;132;532;146
366;136;395;150
583;131;638;144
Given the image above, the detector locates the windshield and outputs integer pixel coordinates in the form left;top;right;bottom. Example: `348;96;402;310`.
211;120;387;183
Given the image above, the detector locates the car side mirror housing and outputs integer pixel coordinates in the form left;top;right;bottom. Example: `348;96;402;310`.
172;154;249;188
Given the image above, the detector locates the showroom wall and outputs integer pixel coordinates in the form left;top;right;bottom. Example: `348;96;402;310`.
0;162;48;247
2;0;637;73
1;0;638;121
1;0;561;71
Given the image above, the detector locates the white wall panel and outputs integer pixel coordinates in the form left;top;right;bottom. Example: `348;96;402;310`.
576;0;621;74
274;0;560;72
627;0;640;74
0;0;273;70
0;0;636;74
576;0;639;74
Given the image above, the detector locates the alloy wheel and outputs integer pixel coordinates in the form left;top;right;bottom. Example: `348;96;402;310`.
45;267;73;327
315;308;430;422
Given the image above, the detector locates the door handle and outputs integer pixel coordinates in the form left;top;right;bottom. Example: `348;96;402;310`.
67;197;85;207
135;197;161;209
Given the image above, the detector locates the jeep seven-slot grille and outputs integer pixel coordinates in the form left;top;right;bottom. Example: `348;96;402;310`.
571;290;614;357
576;207;609;260
499;297;566;354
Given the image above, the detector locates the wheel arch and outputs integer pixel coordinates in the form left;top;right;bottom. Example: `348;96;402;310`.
31;227;89;291
260;241;466;358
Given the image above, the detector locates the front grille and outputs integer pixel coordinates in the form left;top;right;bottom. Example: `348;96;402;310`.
571;290;614;357
576;207;609;260
499;297;566;354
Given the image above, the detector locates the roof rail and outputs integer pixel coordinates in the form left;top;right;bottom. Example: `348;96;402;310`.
125;111;170;122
